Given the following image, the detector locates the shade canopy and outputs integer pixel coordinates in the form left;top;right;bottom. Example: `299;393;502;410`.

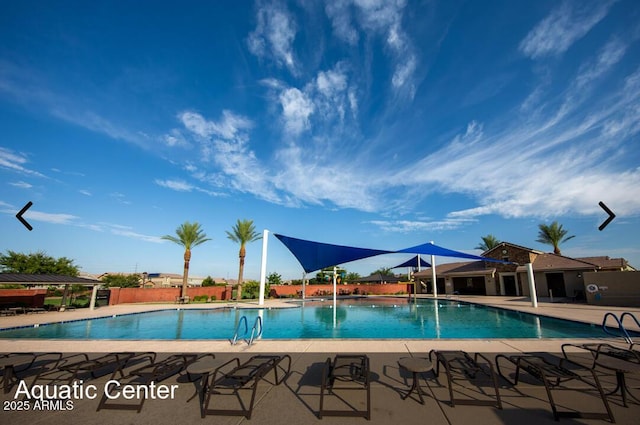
392;256;431;269
274;234;393;273
275;234;509;274
397;242;506;263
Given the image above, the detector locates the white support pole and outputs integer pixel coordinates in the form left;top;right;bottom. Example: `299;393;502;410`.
333;266;337;328
431;255;437;298
302;272;306;300
258;229;269;306
89;285;99;310
526;262;538;308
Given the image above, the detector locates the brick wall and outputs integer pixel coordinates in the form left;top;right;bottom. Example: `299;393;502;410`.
108;287;227;305
0;289;47;308
106;284;411;305
271;283;412;297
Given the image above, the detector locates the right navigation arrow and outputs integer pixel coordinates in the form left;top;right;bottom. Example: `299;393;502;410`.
598;201;616;231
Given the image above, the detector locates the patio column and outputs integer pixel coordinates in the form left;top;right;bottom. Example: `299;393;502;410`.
89;285;98;310
526;263;538;308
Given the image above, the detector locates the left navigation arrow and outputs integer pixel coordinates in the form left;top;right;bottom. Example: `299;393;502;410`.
16;201;33;231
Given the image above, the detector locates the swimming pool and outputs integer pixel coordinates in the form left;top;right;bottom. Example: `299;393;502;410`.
0;298;607;340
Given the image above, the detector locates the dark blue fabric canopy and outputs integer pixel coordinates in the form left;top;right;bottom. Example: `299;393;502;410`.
274;234;393;273
392;255;431;269
397;242;506;263
275;234;509;273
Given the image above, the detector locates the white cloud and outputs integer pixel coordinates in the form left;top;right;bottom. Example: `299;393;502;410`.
155;178;224;197
110;192;132;205
368;217;477;233
155;179;193;192
162;129;190;147
323;0;418;97
0;147;46;178
9;181;32;189
279;88;315;135
179;110;253;141
519;1;614;59
23;210;79;225
178;110;278;203
247;0;298;74
79;189;92;196
109;228;164;244
325;0;359;45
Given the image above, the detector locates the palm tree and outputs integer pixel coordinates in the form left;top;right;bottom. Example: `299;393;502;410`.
475;234;501;252
536;221;575;255
226;219;262;301
162;221;211;298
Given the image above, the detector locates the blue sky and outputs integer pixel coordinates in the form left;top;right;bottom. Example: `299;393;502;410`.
1;0;639;280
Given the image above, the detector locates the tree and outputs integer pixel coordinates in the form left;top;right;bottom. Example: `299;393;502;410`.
475;235;501;251
201;276;216;287
162;221;211;298
372;267;393;276
0;250;79;276
226;219;262;301
345;272;361;283
536;221;575;255
101;274;141;288
267;272;282;286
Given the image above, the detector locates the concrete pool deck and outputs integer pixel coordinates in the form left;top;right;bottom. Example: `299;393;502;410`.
1;296;639;424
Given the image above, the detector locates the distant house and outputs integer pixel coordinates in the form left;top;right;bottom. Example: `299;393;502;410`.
413;242;634;298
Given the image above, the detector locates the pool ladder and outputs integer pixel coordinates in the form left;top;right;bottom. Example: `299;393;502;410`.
602;312;640;344
230;315;263;346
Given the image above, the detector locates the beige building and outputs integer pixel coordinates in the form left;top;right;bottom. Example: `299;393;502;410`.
414;242;635;300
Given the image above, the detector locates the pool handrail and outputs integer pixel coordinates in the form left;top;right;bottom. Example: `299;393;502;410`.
247;316;263;346
230;315;248;345
601;312;632;344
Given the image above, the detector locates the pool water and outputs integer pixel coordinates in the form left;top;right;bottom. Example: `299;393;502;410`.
0;298;607;340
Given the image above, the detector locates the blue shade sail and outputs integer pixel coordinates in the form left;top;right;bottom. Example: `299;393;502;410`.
392;256;431;269
397;242;507;263
274;234;393;273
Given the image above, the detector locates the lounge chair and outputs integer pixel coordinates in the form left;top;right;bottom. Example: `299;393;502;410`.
200;354;291;419
319;354;371;420
429;350;502;409
1;352;64;394
496;353;615;422
97;353;197;413
58;352;156;383
562;342;640;407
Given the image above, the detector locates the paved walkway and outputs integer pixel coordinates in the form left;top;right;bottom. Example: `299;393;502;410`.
1;296;639;424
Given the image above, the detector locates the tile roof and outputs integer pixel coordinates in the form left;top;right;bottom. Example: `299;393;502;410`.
0;273;101;285
530;253;599;271
575;256;629;270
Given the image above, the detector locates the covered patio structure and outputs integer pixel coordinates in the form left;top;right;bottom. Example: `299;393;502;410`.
0;273;102;311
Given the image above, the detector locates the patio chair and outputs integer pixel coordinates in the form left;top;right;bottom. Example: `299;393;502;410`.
1;352;64;394
496;353;614;422
319;354;371;420
200;354;291;419
562;342;640;407
97;353;195;413
58;351;156;383
429;350;502;409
